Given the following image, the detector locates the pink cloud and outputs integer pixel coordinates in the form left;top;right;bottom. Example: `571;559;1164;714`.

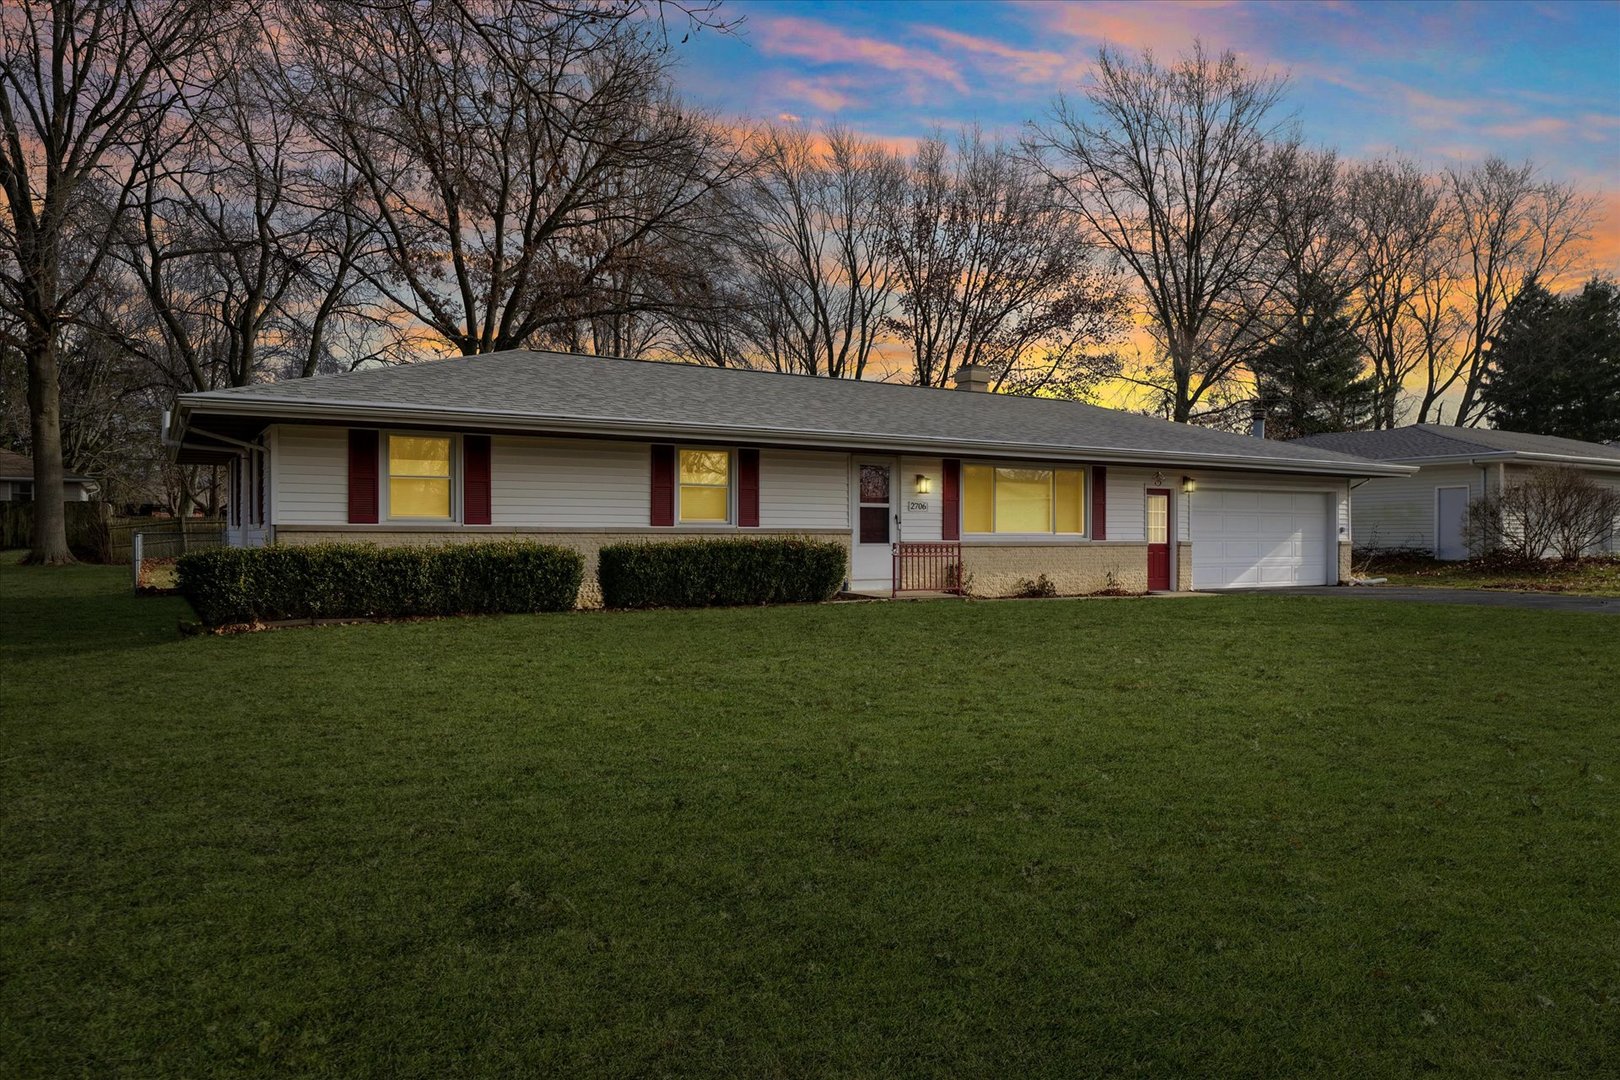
1480;116;1573;139
912;25;1078;86
774;74;862;114
753;15;967;94
1029;0;1260;58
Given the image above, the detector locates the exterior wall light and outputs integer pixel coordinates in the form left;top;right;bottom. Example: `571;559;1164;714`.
915;474;933;495
1181;477;1198;494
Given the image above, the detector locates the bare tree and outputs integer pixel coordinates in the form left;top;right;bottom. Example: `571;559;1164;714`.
723;124;903;378
114;17;402;396
0;0;226;562
1266;148;1364;341
1027;42;1299;422
1420;158;1595;426
1465;466;1620;561
1344;157;1455;428
284;0;744;357
882;130;1125;397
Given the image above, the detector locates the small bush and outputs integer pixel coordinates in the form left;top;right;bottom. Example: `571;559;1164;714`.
1465;466;1620;561
1011;574;1059;598
598;538;847;609
177;541;583;626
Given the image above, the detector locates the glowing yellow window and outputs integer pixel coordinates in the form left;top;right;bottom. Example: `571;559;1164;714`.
995;468;1051;532
963;464;994;533
388;434;452;519
1054;469;1084;533
679;449;730;523
962;464;1086;534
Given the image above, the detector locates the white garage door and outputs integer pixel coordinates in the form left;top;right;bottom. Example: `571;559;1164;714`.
1190;490;1331;589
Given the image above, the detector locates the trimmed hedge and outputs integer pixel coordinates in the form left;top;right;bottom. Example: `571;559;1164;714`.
176;541;583;626
598;538;847;609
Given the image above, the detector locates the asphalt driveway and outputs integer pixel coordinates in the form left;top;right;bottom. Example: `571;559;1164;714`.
1247;586;1620;614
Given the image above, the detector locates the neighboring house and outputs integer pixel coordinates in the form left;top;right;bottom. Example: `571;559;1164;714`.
1293;426;1620;559
0;450;99;503
165;351;1410;604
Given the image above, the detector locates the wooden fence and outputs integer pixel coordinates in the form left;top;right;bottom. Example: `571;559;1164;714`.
0;501;223;563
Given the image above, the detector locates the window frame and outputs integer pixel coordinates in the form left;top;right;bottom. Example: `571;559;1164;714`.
382;430;460;523
676;446;735;526
960;461;1089;538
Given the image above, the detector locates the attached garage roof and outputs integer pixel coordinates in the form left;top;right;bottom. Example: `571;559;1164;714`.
172;349;1411;477
1293;425;1620;468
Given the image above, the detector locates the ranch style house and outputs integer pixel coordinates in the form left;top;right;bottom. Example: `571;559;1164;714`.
165;350;1413;604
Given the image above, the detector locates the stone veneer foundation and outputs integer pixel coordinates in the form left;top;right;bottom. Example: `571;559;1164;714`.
960;541;1152;597
1338;541;1353;584
274;527;851;608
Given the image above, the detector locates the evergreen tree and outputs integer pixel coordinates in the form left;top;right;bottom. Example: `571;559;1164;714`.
1481;277;1620;442
1251;280;1377;439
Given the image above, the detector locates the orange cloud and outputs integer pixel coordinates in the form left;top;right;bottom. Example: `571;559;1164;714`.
1574;189;1620;279
1030;0;1257;58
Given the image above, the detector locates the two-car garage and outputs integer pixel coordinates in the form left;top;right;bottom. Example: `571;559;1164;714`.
1188;489;1334;589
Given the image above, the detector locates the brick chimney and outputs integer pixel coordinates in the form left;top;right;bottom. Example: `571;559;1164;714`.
953;363;991;392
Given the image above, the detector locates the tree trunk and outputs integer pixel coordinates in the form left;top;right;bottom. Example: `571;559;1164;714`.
24;334;74;565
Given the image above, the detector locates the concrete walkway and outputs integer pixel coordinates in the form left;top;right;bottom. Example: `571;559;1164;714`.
1241;585;1620;615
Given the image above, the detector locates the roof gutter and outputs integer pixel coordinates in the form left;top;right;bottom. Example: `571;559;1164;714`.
1383;450;1620;472
171;397;1417;479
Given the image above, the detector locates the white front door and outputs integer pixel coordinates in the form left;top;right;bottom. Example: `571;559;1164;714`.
850;458;897;592
1435;486;1470;560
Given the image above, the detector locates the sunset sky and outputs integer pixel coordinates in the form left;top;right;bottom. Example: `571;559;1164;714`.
675;0;1620;277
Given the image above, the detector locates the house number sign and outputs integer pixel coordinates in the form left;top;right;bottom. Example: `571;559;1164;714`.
906;500;929;512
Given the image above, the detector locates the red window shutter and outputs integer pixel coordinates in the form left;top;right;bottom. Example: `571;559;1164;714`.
941;458;961;541
347;429;379;524
738;448;760;527
463;435;492;525
1091;465;1107;540
650;444;675;526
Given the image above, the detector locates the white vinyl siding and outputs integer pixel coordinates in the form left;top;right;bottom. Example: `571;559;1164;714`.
896;455;942;541
1104;468;1161;542
1349;464;1489;551
759;450;849;530
271;425;349;524
491;436;649;527
1597;473;1620;553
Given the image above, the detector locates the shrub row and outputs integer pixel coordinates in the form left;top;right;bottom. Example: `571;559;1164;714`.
176;541;583;626
598;538;847;609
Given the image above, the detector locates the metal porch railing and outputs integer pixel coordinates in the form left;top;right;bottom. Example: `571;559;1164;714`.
892;541;963;597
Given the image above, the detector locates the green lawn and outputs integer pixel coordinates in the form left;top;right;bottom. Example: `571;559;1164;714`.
2;560;1616;1078
1361;552;1620;597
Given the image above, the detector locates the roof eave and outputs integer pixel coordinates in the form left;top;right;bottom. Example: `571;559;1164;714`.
173;396;1416;478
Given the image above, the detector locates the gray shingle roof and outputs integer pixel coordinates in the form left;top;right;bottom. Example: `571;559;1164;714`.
177;350;1407;476
1293;425;1620;464
0;449;94;481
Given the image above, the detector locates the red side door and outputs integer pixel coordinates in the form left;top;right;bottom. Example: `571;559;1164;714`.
1146;488;1171;591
